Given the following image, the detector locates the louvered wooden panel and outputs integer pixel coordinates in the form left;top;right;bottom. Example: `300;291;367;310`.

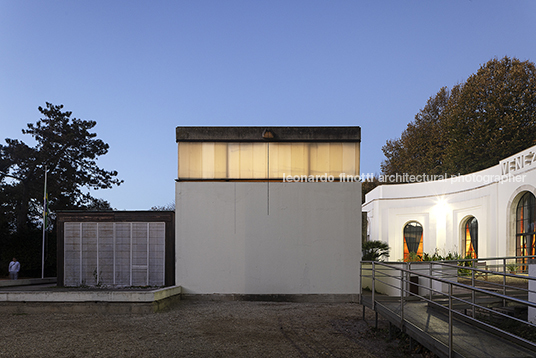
98;223;114;285
114;223;131;286
63;221;166;287
131;222;148;286
64;222;81;286
81;223;98;286
149;222;165;286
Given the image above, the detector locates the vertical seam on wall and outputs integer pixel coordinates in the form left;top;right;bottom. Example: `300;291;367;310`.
96;223;99;286
130;222;133;286
113;223;116;286
146;222;150;286
234;183;237;234
162;222;165;285
267;142;270;215
79;223;83;285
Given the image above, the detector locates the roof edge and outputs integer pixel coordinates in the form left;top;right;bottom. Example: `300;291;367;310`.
176;126;361;142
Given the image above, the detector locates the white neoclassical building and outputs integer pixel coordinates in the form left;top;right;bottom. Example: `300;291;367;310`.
363;145;536;263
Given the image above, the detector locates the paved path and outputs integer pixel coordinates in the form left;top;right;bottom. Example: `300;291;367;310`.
362;292;536;358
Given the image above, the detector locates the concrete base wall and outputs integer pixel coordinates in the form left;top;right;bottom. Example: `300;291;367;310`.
0;298;180;314
0;286;182;314
180;293;359;303
176;182;361;295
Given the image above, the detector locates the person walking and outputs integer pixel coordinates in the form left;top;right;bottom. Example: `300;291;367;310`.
9;258;20;280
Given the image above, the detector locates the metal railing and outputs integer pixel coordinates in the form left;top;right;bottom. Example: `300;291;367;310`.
360;256;536;358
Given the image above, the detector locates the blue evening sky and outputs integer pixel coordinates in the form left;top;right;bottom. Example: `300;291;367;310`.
1;1;535;210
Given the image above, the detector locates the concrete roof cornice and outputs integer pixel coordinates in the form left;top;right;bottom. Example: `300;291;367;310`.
176;126;361;142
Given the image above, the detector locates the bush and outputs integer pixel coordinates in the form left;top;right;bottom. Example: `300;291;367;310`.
362;240;390;261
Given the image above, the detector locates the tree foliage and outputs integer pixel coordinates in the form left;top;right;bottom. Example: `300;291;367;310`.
0;103;121;230
361;175;381;203
382;87;450;177
381;57;536;178
362;240;390;261
0;103;121;276
150;202;175;211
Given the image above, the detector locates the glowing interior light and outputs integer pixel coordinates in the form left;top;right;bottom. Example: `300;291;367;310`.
177;142;360;180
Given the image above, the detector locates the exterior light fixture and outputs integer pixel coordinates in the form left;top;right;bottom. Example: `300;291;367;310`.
433;197;449;217
262;129;274;139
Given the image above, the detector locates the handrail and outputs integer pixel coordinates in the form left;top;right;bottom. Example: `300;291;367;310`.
363;262;536;310
360;258;536;358
366;254;536;264
363;259;536;298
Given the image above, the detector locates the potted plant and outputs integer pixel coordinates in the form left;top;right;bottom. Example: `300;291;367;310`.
506;263;518;274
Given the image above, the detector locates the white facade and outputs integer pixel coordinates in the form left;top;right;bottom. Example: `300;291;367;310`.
175;126;362;298
363;145;536;261
176;181;361;295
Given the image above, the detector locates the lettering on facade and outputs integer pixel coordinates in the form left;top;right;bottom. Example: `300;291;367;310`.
501;150;535;176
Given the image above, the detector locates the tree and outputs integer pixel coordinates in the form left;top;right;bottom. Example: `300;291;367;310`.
382;87;450;177
381;57;536;178
0;103;122;276
443;57;536;174
361;174;381;203
362;240;390;261
150;202;175;211
0;103;123;231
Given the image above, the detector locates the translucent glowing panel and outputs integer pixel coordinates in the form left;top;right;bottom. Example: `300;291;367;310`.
178;142;360;179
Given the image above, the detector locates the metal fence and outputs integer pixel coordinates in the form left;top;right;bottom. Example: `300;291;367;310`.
361;256;536;358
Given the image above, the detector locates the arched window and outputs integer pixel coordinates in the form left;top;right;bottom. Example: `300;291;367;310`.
463;217;478;259
404;221;423;261
516;192;536;269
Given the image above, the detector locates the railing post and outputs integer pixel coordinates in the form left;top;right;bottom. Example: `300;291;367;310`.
430;261;434;301
503;258;507;307
471;260;476;318
429;261;433;301
408;261;412;297
360;262;362;306
400;264;405;328
372;261;376;310
448;282;453;358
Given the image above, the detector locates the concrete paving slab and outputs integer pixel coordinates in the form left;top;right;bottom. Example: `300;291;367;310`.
362;292;536;358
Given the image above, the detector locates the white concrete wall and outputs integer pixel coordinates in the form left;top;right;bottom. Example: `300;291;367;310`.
176;181;361;295
363;145;536;261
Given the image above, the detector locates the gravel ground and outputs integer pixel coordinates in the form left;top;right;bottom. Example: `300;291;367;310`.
0;300;423;358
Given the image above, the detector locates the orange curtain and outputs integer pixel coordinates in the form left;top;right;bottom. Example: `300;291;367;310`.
465;225;476;259
404;233;423;262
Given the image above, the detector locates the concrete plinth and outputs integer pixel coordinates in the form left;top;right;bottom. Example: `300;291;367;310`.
0;285;181;314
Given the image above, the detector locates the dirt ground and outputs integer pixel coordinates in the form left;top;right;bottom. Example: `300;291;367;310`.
0;300;430;358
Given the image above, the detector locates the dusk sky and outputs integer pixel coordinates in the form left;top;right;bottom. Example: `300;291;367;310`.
2;1;536;210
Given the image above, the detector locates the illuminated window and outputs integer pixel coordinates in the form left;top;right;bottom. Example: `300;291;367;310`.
516;192;536;269
404;221;423;262
463;217;478;259
177;142;360;180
